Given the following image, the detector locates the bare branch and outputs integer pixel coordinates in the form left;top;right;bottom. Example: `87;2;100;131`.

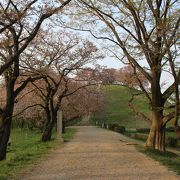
128;92;151;123
14;75;43;97
13;103;45;118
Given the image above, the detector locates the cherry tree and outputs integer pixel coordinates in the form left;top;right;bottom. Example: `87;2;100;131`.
0;0;72;160
20;30;102;141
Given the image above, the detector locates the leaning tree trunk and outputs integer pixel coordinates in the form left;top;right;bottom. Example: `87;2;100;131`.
146;112;166;151
0;115;12;160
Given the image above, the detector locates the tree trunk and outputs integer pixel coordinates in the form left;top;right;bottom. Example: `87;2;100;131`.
41;122;54;142
62;120;65;133
146;113;166;151
146;65;166;151
0;95;14;160
0;116;12;160
174;125;180;139
41;110;57;142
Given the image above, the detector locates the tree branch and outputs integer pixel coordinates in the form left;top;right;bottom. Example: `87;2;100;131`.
163;70;180;101
162;110;180;126
128;92;151;123
13;103;45;118
14;75;43;97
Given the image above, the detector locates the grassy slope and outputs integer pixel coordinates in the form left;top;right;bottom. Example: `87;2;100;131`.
92;85;177;138
0;128;76;179
92;85;150;128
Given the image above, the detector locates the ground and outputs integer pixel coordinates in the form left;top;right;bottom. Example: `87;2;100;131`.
18;126;179;180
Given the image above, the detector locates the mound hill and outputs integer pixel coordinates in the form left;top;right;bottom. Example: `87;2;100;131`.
91;85;150;128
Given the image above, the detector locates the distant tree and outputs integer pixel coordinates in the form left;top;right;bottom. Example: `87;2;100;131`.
100;68;116;85
116;65;149;89
61;85;104;128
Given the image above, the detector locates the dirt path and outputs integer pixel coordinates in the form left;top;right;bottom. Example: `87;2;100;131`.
19;126;179;180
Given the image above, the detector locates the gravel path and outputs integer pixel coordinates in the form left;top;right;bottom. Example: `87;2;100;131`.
19;126;179;180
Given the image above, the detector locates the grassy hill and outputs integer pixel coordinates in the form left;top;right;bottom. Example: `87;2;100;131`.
91;85;150;128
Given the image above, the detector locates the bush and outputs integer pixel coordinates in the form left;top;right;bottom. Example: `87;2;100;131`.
166;137;178;147
166;127;174;132
108;123;117;130
108;124;125;134
114;126;126;133
136;128;150;133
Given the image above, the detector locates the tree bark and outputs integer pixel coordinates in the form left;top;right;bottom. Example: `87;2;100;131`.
41;122;54;142
145;67;166;151
0;79;15;160
41;110;57;142
62;120;65;134
0;116;12;160
146;114;166;151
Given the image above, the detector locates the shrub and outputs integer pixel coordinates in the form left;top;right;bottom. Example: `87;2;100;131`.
136;128;150;133
166;127;174;132
114;126;126;133
108;124;125;133
108;124;117;130
166;137;178;147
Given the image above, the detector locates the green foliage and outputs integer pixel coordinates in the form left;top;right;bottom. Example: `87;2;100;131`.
166;131;178;139
91;85;150;128
0;128;76;179
136;128;150;133
166;127;175;132
108;124;126;133
136;145;180;175
166;137;178;147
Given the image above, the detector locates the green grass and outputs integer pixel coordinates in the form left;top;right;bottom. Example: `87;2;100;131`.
0;128;76;179
136;145;180;175
62;128;76;142
91;85;150;128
